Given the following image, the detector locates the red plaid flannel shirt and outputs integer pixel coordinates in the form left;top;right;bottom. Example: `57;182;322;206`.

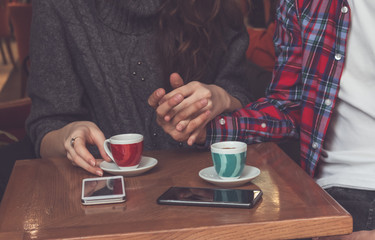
206;0;350;177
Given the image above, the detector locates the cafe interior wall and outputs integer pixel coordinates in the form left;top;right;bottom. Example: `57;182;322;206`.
0;0;32;146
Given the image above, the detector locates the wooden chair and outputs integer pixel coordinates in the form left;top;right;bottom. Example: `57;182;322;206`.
0;0;16;67
8;2;32;97
0;97;31;146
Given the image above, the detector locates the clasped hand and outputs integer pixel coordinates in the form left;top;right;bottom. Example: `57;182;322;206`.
148;73;239;146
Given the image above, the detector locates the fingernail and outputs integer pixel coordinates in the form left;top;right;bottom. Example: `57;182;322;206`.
91;160;96;167
96;170;103;176
175;94;183;101
156;89;163;97
200;98;208;106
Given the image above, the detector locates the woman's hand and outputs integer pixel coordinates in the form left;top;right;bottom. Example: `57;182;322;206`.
40;121;111;176
148;73;242;145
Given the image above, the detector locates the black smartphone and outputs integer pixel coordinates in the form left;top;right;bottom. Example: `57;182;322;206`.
157;187;262;208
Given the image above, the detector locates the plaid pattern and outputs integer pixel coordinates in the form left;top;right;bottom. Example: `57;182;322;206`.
207;0;350;177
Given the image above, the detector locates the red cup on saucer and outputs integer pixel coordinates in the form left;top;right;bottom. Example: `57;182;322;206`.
103;134;143;169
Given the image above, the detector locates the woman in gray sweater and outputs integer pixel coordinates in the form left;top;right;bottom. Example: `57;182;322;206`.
26;0;256;176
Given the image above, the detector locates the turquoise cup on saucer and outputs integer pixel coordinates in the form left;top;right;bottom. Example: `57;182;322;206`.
210;141;247;179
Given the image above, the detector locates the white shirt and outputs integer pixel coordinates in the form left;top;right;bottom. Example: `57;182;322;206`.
316;0;375;190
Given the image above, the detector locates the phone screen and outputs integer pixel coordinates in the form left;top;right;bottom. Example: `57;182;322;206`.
83;178;124;197
157;187;262;208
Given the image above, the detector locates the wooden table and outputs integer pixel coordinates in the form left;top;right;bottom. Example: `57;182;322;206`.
0;142;352;240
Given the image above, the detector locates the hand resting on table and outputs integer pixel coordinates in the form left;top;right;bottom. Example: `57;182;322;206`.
40;121;111;176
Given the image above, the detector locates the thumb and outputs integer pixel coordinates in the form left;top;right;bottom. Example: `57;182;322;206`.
170;72;184;89
90;127;111;162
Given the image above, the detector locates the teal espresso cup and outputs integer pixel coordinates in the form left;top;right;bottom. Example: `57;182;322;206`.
210;141;247;179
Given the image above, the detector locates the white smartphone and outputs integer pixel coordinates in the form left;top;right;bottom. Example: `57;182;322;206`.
81;176;126;205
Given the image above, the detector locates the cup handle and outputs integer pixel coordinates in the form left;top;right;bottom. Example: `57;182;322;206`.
103;139;114;161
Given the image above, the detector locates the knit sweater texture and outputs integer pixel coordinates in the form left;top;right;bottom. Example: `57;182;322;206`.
26;0;253;156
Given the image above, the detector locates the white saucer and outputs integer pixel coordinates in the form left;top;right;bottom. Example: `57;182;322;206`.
199;165;260;188
100;156;158;177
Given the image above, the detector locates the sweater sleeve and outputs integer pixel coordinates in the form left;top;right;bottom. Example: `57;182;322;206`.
26;0;89;157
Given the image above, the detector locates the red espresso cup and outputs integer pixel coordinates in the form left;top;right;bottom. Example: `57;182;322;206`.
103;134;143;169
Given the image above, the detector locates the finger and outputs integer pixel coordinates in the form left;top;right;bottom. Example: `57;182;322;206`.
170;72;184;89
176;119;189;132
88;127;111;162
67;152;75;165
185;110;211;145
187;135;196;146
187;127;207;146
148;88;166;108
172;98;209;127
156;93;184;121
163;82;208;121
94;158;104;166
71;137;97;167
69;148;103;176
161;81;198;105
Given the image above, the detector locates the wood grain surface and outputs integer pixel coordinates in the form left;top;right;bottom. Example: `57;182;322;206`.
0;142;352;239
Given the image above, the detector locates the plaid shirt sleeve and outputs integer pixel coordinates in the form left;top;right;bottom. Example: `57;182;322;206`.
206;0;302;146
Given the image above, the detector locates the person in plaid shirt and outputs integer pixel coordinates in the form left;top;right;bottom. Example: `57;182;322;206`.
150;0;375;237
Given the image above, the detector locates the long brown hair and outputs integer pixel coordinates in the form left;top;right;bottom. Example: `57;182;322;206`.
157;0;243;90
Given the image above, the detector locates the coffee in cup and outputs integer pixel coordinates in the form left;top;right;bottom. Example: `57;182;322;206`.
210;141;247;179
103;134;143;169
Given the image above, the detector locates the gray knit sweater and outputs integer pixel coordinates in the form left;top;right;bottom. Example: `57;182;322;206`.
26;0;253;156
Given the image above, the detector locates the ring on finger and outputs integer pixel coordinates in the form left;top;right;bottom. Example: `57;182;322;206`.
70;137;79;148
